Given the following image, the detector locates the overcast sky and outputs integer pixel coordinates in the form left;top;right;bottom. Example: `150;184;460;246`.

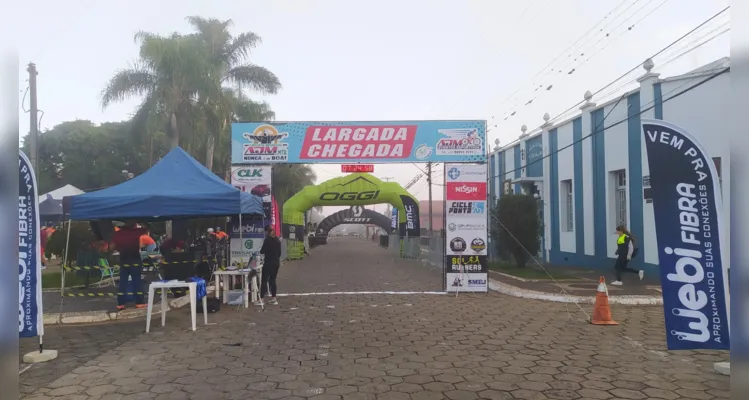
12;0;729;214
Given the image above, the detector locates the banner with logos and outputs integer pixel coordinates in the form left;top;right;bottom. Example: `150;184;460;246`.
229;216;267;266
231;165;272;218
229;216;267;239
642;119;729;350
443;164;488;292
229;237;265;267
19;150;44;338
231;121;487;164
272;197;282;237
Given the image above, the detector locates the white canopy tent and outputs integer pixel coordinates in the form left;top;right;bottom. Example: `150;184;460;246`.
41;184;84;200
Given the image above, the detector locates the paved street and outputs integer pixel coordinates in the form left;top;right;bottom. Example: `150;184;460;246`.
21;237;729;399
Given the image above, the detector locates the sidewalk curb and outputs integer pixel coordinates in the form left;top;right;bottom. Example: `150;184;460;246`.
43;286;212;325
488;278;663;305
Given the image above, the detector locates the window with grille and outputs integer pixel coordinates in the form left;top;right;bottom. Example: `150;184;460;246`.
613;170;627;226
561;179;574;231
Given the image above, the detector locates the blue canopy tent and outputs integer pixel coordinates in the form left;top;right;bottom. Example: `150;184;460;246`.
58;147;265;295
66;147;264;220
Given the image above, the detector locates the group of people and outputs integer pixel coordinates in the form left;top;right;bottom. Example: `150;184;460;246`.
111;221;284;310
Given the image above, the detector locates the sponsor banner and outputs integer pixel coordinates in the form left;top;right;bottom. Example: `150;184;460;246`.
642;119;730;350
445;255;488;273
231;165;272;218
282;224;305;240
446;181;487;201
272;197;282;236
446;221;486;232
445;164;487;183
446;232;487;256
229;217;267;239
230;238;264;266
446;201;486;218
390;208;398;229
19;150;44;338
231;121;487;164
444;163;488;292
446;273;488;293
398;195;421;237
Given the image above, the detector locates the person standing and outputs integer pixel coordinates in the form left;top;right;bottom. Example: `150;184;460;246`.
611;225;644;286
112;221;149;310
258;225;282;305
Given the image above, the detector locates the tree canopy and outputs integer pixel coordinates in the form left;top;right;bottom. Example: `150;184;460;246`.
23;16;318;206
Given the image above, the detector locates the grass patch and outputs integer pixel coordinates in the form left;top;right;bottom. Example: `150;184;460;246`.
488;262;576;280
41;271;95;289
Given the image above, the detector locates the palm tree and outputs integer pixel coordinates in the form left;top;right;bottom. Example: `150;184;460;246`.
186;16;281;171
213;89;276;179
101;32;211;149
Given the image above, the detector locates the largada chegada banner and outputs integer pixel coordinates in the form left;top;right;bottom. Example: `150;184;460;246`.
231;120;487;164
642;119;729;350
282;174;420;239
19;150;44;338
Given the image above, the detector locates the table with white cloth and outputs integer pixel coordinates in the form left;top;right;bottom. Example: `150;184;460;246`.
214;267;262;308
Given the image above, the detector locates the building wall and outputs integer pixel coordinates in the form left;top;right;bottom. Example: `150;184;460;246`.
488;58;731;272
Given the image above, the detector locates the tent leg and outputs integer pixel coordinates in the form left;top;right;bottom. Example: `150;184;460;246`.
61;220;72;296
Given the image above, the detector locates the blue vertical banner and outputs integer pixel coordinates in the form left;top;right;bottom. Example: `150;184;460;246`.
642;119;729;350
19;151;44;338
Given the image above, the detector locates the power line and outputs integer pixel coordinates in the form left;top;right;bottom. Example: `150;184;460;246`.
589;23;729;107
491;66;728;180
534;7;730;128
498;0;662;118
502;0;679;121
492;0;634;113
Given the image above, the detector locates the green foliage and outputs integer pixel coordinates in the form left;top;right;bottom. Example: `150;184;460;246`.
491;194;541;268
23;17;317;220
272;165;318;218
21;120;170;194
45;222;99;263
101;16;282;177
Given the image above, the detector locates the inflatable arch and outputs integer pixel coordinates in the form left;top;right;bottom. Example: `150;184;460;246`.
282;174;420;258
316;206;394;236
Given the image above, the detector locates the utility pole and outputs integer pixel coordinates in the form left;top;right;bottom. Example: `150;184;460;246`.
426;162;433;237
27;63;38;172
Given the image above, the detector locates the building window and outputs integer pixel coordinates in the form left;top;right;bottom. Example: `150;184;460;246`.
613;170;627;226
561;179;574;231
713;157;722;191
503;179;513;195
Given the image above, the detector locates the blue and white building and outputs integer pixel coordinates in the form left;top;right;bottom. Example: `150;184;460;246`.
488;57;731;274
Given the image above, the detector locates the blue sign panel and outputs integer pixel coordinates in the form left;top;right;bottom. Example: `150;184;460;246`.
642;119;729;350
525;135;543;177
19;150;44;338
231;120;486;164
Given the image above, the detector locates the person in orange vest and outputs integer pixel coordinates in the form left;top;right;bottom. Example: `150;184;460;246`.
215;227;228;240
140;231;157;252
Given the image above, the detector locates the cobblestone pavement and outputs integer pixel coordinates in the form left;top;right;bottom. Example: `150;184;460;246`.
22;239;729;399
280;238;443;293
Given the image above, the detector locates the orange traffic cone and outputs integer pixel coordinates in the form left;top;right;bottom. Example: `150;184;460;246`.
591;276;618;325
